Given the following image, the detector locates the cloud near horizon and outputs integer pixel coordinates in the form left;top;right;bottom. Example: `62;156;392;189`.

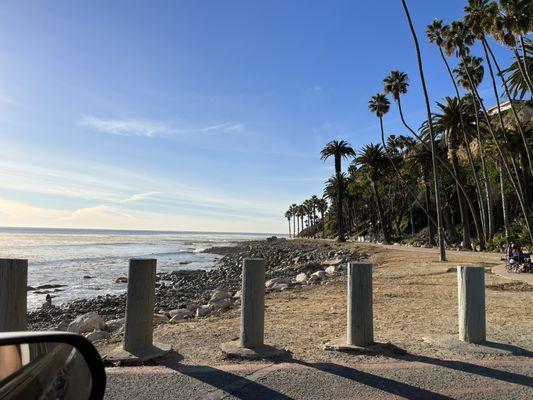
80;116;245;138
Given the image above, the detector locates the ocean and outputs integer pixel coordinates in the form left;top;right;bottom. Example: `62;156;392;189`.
0;227;270;310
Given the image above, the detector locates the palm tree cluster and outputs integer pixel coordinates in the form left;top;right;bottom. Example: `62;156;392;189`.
284;0;532;256
284;197;329;239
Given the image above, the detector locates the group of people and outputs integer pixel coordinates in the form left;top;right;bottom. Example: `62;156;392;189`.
507;243;532;273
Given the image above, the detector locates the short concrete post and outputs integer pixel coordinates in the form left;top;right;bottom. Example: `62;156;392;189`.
0;259;28;332
240;258;265;348
347;263;374;347
220;258;283;359
457;265;486;343
124;258;157;352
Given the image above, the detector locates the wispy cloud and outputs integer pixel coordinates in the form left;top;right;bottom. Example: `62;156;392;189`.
121;191;161;203
79;116;245;138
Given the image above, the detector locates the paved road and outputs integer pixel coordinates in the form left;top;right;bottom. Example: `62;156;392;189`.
105;356;533;399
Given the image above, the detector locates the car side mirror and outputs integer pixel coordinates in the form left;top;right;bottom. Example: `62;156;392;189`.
0;331;106;400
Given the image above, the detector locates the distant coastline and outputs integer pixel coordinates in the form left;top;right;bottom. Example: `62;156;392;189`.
0;226;284;237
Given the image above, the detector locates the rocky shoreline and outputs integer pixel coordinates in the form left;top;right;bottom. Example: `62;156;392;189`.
28;238;364;339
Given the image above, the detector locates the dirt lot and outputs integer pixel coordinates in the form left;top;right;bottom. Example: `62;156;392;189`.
108;242;533;365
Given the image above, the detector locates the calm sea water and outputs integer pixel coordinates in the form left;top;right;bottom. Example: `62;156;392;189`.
0;227;270;310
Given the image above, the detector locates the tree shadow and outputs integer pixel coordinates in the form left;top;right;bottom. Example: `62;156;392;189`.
391;350;533;389
294;360;455;400
163;358;292;400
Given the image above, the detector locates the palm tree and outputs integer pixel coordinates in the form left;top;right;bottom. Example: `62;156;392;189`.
401;0;446;260
427;18;489;242
357;144;392;244
449;19;533;243
496;0;533;93
316;198;328;238
463;1;533;179
284;210;292;238
320;140;356;242
290;203;298;238
405;145;436;244
502;38;533;99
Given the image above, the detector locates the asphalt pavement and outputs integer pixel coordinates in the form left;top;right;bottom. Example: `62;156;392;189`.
104;355;533;399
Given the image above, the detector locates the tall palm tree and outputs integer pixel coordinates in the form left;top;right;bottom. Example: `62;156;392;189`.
357;144;392;244
284;210;292;238
427;18;489;241
320;140;356;242
401;0;446;260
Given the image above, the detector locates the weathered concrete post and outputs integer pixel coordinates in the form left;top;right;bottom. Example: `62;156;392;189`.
347;262;374;347
457;265;486;343
240;258;265;348
124;258;157;352
0;259;28;332
220;258;283;359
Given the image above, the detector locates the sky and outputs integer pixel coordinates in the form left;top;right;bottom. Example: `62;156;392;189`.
0;0;513;233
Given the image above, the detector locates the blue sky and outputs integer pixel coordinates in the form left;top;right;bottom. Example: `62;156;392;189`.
0;0;512;233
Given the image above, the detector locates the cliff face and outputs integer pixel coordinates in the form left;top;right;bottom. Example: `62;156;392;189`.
502;100;533;132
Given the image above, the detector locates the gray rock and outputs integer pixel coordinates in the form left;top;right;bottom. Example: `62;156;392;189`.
325;265;339;275
105;318;125;332
67;312;105;334
295;273;308;283
265;277;291;289
153;313;169;325
85;330;110;343
323;258;343;267
196;305;211;318
115;277;128;284
169;309;192;321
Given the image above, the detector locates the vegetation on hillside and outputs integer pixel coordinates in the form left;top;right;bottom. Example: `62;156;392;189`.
285;0;532;255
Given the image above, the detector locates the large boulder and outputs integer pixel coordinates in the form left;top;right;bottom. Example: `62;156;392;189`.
67;312;105;334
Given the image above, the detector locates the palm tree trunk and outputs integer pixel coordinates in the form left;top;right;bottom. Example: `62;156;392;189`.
297;216;300;236
320;211;325;238
469;94;493;239
401;0;446;260
499;161;509;241
450;149;471;249
287;219;291;238
423;175;435;245
293;217;296;239
518;36;533;93
378;116;439;229
437;45;488;241
462;54;533;244
371;179;391;244
335;156;346;242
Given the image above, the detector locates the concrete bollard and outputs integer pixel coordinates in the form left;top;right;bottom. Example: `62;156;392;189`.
457;265;486;343
240;258;265;348
220;258;283;359
124;258;157;352
0;259;28;332
347;263;374;347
